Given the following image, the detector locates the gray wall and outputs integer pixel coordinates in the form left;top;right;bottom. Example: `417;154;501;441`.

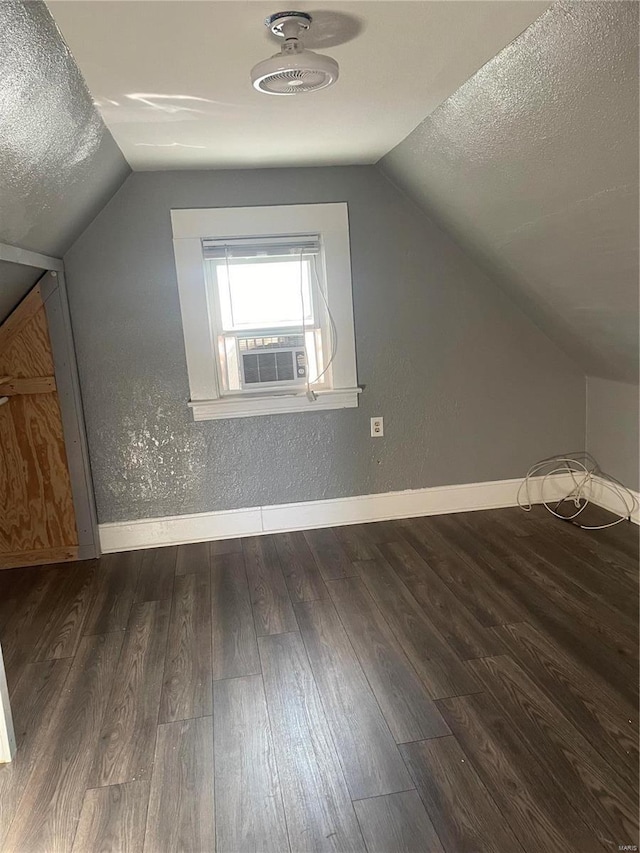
380;1;639;383
0;0;129;320
0;261;42;324
64;166;585;524
586;377;639;491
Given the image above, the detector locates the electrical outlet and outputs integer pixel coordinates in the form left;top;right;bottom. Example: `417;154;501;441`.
370;416;384;437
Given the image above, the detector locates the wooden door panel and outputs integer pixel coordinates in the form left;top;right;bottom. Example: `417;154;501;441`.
0;291;53;378
0;284;78;567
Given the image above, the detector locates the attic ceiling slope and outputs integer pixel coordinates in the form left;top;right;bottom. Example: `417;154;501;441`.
46;0;549;170
0;0;129;321
379;1;639;383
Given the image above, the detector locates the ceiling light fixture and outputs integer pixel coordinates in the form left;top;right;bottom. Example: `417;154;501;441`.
250;11;339;96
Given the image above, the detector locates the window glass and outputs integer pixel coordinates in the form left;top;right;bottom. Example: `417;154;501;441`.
213;256;314;331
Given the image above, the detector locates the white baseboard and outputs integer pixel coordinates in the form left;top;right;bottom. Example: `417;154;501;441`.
589;476;640;525
98;473;574;553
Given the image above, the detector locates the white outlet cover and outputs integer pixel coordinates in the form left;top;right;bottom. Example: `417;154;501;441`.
371;417;384;437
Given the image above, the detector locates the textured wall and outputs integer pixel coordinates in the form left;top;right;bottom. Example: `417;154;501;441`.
380;1;639;383
0;0;129;312
587;377;639;492
64;166;585;523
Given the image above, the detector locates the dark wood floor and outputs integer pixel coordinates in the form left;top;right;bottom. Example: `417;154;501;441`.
0;506;637;852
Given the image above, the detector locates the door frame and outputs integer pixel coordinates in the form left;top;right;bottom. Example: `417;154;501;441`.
0;242;99;761
40;269;100;561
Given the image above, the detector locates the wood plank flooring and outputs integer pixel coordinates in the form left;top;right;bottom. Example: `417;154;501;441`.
0;505;637;852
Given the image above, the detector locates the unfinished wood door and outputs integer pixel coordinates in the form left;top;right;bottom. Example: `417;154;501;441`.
0;283;78;568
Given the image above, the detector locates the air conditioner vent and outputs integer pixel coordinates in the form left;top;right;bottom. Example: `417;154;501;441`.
240;343;306;387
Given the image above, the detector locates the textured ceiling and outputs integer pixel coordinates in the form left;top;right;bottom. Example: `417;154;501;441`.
380;1;639;383
0;0;129;321
46;1;548;169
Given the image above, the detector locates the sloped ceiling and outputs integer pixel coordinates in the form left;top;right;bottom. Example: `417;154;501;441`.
0;0;129;322
380;1;639;383
2;1;636;385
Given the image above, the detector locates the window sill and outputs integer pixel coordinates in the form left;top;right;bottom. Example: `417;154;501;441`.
188;387;362;421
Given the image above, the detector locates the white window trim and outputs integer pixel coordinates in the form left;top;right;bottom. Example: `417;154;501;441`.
171;203;361;420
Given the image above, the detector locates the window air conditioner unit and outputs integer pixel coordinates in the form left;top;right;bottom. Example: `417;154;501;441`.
238;335;307;388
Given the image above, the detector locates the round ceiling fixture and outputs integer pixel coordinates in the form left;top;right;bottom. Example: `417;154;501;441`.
251;11;339;96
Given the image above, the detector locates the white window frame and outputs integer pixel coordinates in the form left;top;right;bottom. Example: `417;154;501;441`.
171;203;361;421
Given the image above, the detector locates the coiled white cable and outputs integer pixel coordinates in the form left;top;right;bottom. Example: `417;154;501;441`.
517;452;638;530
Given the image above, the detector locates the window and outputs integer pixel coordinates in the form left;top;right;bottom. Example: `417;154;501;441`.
205;236;327;393
171;203;360;420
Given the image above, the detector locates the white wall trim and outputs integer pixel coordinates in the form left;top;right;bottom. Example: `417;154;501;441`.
0;241;64;272
99;473;575;553
589;475;640;525
189;387;361;421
